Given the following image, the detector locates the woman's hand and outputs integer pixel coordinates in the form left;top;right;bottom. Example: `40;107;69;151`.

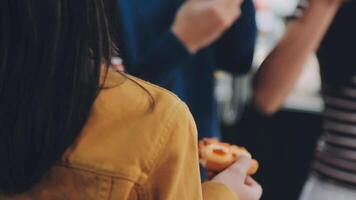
211;156;263;200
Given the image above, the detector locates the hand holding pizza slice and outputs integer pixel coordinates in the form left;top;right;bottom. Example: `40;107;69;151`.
199;138;259;176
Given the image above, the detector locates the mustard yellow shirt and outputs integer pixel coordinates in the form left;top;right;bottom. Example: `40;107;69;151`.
1;70;238;200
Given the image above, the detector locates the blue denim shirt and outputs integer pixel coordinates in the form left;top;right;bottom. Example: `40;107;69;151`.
116;0;257;138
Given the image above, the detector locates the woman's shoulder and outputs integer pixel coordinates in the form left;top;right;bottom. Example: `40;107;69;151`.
61;72;196;183
99;70;187;117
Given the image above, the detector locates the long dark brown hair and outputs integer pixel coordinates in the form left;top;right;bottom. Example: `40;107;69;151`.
0;0;115;194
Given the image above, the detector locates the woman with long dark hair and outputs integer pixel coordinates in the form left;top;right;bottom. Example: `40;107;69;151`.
0;1;261;199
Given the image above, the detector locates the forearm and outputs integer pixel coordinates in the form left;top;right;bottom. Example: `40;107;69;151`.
253;0;342;114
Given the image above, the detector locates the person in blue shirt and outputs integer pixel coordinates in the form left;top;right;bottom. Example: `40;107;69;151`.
116;0;257;138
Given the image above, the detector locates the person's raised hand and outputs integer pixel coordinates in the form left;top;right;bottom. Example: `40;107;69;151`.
172;0;244;54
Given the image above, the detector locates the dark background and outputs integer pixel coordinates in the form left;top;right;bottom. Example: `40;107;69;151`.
222;108;322;200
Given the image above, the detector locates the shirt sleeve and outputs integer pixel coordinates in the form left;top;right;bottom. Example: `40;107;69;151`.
213;0;257;75
144;102;238;200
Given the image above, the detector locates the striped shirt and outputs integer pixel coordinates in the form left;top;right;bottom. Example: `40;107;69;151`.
291;0;356;187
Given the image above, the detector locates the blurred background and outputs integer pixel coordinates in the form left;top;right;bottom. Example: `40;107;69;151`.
217;0;323;199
